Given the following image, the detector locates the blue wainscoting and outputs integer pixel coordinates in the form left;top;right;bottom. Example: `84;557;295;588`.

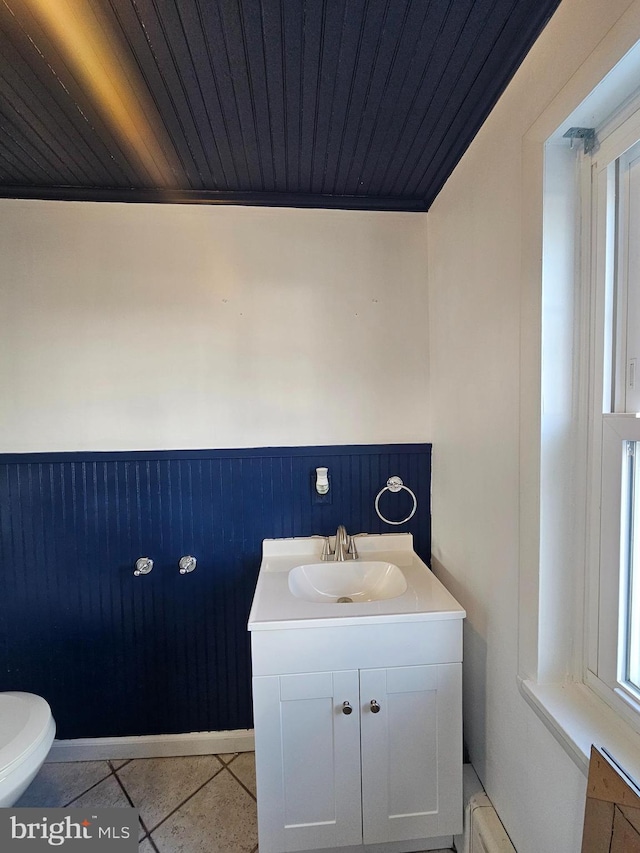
0;443;431;739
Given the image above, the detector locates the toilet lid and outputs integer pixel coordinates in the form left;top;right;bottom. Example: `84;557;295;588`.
0;692;53;773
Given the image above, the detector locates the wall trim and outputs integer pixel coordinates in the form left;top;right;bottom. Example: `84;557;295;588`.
0;442;431;465
46;729;255;763
0;186;427;212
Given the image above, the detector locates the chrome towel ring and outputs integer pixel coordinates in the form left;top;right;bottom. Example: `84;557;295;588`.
374;476;417;525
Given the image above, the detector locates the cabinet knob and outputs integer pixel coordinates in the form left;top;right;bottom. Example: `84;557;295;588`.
370;699;381;714
341;701;353;715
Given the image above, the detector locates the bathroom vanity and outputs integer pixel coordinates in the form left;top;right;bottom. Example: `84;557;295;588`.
248;533;465;853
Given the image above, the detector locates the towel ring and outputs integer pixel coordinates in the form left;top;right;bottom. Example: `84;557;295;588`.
375;476;417;525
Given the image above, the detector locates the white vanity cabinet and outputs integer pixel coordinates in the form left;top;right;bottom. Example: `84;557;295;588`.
249;534;465;853
360;663;461;845
251;620;463;853
252;668;363;852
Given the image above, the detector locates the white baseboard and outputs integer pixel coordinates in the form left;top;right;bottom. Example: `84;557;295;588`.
46;729;255;763
455;763;487;853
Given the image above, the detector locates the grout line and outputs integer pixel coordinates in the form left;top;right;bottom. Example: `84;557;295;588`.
111;766;152;841
112;769;137;810
144;833;161;853
225;764;257;802
143;762;226;835
108;759;132;772
63;765;115;807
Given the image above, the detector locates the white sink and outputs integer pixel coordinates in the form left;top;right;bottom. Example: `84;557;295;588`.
288;560;407;604
248;533;466;630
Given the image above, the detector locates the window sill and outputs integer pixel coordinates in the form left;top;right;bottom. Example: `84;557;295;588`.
518;676;640;782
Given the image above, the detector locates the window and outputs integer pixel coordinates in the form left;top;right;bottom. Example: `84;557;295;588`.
518;35;640;779
586;116;640;731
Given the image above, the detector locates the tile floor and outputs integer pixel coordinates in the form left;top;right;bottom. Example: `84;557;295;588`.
16;753;454;853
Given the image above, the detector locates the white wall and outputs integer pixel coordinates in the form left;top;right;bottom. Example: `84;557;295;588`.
0;201;428;452
427;1;640;852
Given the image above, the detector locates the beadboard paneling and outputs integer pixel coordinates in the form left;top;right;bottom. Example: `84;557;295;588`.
0;443;431;738
0;0;562;209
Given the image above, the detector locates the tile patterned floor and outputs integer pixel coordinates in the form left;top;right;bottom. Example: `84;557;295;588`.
16;753;258;853
16;753;454;853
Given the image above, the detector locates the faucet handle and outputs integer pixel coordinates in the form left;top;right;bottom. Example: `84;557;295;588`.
311;534;334;561
347;533;368;560
321;537;334;561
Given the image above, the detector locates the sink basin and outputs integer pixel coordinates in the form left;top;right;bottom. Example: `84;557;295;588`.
248;534;468;629
288;561;407;604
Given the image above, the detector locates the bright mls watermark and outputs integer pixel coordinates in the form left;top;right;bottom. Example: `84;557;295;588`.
1;809;138;851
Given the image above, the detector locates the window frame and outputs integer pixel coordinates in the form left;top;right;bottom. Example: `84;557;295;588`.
517;25;640;782
583;108;640;734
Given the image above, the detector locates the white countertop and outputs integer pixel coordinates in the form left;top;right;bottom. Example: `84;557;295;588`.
248;533;466;631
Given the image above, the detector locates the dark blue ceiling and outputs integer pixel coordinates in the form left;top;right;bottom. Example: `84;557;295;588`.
0;0;562;211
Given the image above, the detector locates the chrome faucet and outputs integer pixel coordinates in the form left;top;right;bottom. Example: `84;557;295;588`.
319;525;359;561
334;524;349;562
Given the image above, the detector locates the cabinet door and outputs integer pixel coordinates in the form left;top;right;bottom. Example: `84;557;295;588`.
360;663;462;844
253;670;362;853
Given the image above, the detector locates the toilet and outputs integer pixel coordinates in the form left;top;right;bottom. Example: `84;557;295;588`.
0;692;56;807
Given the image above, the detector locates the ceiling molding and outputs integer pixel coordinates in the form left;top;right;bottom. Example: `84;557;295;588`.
0;185;427;211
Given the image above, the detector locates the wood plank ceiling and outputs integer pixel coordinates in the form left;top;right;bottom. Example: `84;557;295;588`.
0;0;562;211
